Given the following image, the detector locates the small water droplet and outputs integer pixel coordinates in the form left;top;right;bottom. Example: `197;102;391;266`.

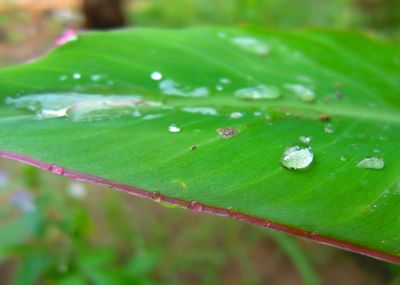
189;145;198;151
151;191;162;202
357;157;384;170
91;74;103;81
281;146;313;170
219;78;230;84
230;112;243;119
217;127;238;139
188;201;204;211
235;85;280;100
299;136;311;144
232;36;269;56
59;75;67;81
72;73;81;80
340;156;347;162
216;85;224;91
49;164;64;175
168;124;181;133
182;107;218;116
150;71;163;81
285;84;315;102
324;124;334;134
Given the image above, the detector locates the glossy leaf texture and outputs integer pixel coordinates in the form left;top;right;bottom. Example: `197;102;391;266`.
0;27;399;263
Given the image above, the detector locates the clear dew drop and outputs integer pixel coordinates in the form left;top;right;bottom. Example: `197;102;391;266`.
219;78;230;84
217;127;238;139
324;124;334;134
151;191;162;202
91;74;103;81
235;84;280;100
188;201;204;211
285;84;316;102
150;71;163;81
229;112;243;119
49;164;64;175
340;156;347;162
357;157;384;170
72;73;81;80
59;75;67;81
299;136;311;144
216;85;224;91
281;146;314;170
168;124;181;133
189;144;198;151
232;36;269;56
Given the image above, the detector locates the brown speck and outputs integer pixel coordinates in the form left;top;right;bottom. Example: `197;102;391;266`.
335;92;344;99
319;114;330;121
217;127;238;139
336;81;343;88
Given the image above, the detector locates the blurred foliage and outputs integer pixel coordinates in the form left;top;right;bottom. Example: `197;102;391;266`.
129;0;400;39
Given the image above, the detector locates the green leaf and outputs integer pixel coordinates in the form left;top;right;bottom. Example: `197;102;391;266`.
0;27;399;263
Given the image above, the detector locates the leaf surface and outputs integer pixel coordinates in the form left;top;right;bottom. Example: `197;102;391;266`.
1;27;399;263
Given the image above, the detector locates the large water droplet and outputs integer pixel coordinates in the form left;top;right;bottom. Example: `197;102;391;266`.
150;71;163;81
168;124;181;133
285;84;315;102
232;37;269;56
235;85;280;100
357;157;384;170
49;164;64;175
217;127;238;139
281;146;313;170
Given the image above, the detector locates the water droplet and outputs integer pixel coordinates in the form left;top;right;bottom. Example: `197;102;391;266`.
357;157;384;170
324;124;334;134
91;74;103;81
182;107;218;116
59;75;67;81
340;156;347;162
189;145;198;151
168;124;181;133
188;201;204;211
285;84;315;102
159;80;209;97
216;85;224;91
49;164;64;175
217;127;238;139
230;112;243;119
150;71;163;81
151;191;162;202
232;36;269;56
235;84;280;100
72;73;81;80
281;146;313;170
219;78;230;84
54;28;77;46
299;136;311;144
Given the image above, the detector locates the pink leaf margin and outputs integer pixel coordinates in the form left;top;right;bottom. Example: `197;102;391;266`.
1;150;399;265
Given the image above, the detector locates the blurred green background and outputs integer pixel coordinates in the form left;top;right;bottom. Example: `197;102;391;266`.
0;0;399;284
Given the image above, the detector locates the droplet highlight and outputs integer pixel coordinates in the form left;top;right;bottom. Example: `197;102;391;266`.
235;85;280;100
